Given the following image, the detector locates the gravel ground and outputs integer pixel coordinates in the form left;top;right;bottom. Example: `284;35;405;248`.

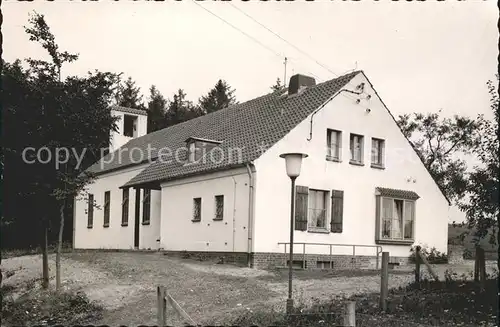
1;252;496;325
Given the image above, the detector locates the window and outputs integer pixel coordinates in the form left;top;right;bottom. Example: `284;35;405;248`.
326;129;342;161
103;191;110;227
142;189;151;225
371;138;385;167
188;141;197;163
214;195;224;220
185;137;222;164
349;134;364;164
193;198;201;222
307;190;328;230
123;114;138;137
122;188;129;226
87;194;94;228
377;197;415;244
330;190;344;233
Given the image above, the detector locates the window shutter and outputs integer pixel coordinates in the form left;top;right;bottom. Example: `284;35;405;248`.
330;190;344;233
295;186;308;231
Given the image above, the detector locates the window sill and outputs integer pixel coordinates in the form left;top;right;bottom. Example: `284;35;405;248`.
326;155;341;163
213;218;223;221
376;239;414;245
371;163;385;170
307;228;330;234
191;219;201;223
87;225;93;229
142;221;150;226
103;224;109;228
121;223;128;227
349;160;364;166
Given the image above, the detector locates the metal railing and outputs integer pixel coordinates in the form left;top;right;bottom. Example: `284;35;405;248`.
278;242;383;270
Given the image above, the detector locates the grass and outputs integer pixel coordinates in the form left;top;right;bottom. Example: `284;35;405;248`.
1;242;73;259
230;274;499;327
258;268;411;282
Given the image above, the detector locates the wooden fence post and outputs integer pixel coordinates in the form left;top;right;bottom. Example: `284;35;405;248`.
157;285;167;326
418;251;439;281
477;247;486;290
380;252;389;312
343;301;356;327
415;246;421;288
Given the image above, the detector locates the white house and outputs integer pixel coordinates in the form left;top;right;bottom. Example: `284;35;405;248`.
74;71;450;269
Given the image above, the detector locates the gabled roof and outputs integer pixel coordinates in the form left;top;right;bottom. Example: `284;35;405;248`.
86;71;360;187
112;105;148;116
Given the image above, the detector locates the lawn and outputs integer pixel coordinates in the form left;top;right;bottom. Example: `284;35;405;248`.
1;250;497;326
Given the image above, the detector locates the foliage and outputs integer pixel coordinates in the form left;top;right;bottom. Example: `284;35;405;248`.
199;79;237;114
115;76;146;110
165;89;204;127
147;85;168;132
459;75;499;247
396;111;483;204
408;244;448;264
270;77;285;93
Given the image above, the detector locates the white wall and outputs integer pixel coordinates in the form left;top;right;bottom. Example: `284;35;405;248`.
74;164;161;250
160;168;251;253
110;110;148;152
253;72;450;258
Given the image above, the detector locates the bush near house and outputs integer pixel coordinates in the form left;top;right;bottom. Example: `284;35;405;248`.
408;245;448;264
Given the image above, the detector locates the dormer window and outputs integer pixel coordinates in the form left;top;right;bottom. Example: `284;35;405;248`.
185;137;222;164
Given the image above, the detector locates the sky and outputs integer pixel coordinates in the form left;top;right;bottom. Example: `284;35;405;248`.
3;1;498;223
4;1;498;120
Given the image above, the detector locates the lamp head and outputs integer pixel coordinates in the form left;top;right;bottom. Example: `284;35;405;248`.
279;152;308;178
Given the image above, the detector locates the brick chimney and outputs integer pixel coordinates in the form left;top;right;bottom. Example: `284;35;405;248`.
288;74;316;95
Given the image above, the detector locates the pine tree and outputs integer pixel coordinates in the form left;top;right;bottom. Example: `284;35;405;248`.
165;89;204;127
147;85;168;133
117;76;145;109
199;80;237;114
270;77;284;93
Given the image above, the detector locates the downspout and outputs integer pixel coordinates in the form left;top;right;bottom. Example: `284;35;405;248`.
306;88;363;141
231;176;237;252
245;163;256;267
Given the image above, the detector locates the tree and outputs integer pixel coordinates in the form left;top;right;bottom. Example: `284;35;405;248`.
270;77;284;93
5;12;120;291
396;111;483;203
460;76;499;249
116;76;146;110
199;79;237;114
165;89;204;127
147;85;168;133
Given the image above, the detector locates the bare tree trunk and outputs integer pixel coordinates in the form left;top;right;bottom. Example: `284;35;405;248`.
42;224;49;289
56;201;65;291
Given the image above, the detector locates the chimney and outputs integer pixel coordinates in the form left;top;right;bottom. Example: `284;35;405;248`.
288;74;316;95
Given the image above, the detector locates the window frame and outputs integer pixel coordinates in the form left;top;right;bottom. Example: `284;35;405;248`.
349;133;364;165
326;129;342;162
375;196;415;245
214;195;224;221
121;188;129;226
192;197;202;222
307;189;329;232
142;189;151;225
103;191;110;228
371;137;385;168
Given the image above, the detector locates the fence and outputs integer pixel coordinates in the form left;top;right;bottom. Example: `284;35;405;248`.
278;242;383;270
157;285;198;326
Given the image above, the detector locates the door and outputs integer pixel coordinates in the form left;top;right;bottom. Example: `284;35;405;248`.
134;188;140;248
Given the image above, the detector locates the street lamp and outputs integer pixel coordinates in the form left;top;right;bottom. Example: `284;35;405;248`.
279;152;308;315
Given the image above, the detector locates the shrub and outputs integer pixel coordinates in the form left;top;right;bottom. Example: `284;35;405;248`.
409;245;448;264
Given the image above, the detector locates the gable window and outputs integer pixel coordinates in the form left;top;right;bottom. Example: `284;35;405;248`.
214;195;224;220
349;134;364;165
192;197;201;222
326;129;342;162
87;194;94;228
122;188;129;226
103;191;110;227
375;187;418;245
142;189;151;225
123;114;138;137
371;138;385;168
308;189;329;230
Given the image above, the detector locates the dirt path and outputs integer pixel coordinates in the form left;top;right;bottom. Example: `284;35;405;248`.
2;252;494;325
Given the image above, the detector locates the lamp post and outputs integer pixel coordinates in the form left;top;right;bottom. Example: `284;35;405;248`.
279;152;308;315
